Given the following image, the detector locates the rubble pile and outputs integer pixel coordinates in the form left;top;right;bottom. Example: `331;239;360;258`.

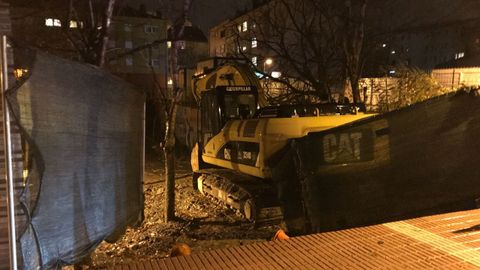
88;155;279;268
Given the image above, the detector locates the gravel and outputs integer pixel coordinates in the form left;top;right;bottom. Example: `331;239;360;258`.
84;153;279;269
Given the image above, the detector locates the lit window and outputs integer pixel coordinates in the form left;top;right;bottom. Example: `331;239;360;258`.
125;56;133;66
271;71;282;78
70;20;78;28
391;50;396;54
125;41;133;49
242;21;248;32
455;52;465;59
124;24;132;32
382;43;386;48
252;37;257;48
252;56;257;66
237;24;242;32
242;46;247;51
389;70;396;75
14;69;28;79
167;41;172;48
168;78;173;85
45;18;53;26
45;18;61;27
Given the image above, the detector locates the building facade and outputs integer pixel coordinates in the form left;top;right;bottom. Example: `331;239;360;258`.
365;0;480;75
106;12;169;92
209;2;273;74
208;0;480;102
8;2;170;92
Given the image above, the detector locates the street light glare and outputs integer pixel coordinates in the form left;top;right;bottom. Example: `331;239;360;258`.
265;58;273;65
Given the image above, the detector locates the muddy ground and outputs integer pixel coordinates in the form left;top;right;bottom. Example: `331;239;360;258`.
86;153;279;268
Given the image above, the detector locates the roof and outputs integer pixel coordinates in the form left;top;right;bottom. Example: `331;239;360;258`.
113;208;480;269
435;54;480;69
116;5;163;19
168;23;207;43
209;0;271;31
230;0;270;21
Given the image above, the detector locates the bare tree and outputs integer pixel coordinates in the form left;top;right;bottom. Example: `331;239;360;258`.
253;0;340;101
229;0;369;104
342;0;367;105
163;0;194;222
62;0;117;66
9;0;120;67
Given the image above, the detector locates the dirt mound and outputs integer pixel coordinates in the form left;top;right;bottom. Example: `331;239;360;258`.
87;154;279;268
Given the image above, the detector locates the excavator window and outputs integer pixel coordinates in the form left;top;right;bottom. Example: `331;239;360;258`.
200;91;221;147
238;104;250;119
198;86;258;149
223;94;256;120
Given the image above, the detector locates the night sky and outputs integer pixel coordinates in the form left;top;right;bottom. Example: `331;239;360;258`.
127;0;251;33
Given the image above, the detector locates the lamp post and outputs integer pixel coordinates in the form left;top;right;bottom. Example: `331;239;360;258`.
263;57;273;75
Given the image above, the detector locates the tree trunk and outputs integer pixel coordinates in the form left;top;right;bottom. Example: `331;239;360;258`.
343;0;367;106
97;0;115;67
351;76;361;104
164;0;192;222
164;100;178;221
164;41;179;222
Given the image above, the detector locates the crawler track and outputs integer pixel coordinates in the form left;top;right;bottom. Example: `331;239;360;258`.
193;169;283;226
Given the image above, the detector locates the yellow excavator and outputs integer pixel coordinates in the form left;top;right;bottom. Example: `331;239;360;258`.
190;60;375;228
190;59;480;235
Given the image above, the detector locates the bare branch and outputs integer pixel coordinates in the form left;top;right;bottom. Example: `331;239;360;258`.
97;0;116;67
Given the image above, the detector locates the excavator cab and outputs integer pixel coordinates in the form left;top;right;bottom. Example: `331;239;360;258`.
198;85;258;149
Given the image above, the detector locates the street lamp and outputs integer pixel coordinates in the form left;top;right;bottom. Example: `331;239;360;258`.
264;58;273;74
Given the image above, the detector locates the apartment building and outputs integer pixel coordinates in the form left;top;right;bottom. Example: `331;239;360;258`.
8;2;169;92
209;2;274;74
365;0;480;75
209;0;480;82
106;9;169;91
